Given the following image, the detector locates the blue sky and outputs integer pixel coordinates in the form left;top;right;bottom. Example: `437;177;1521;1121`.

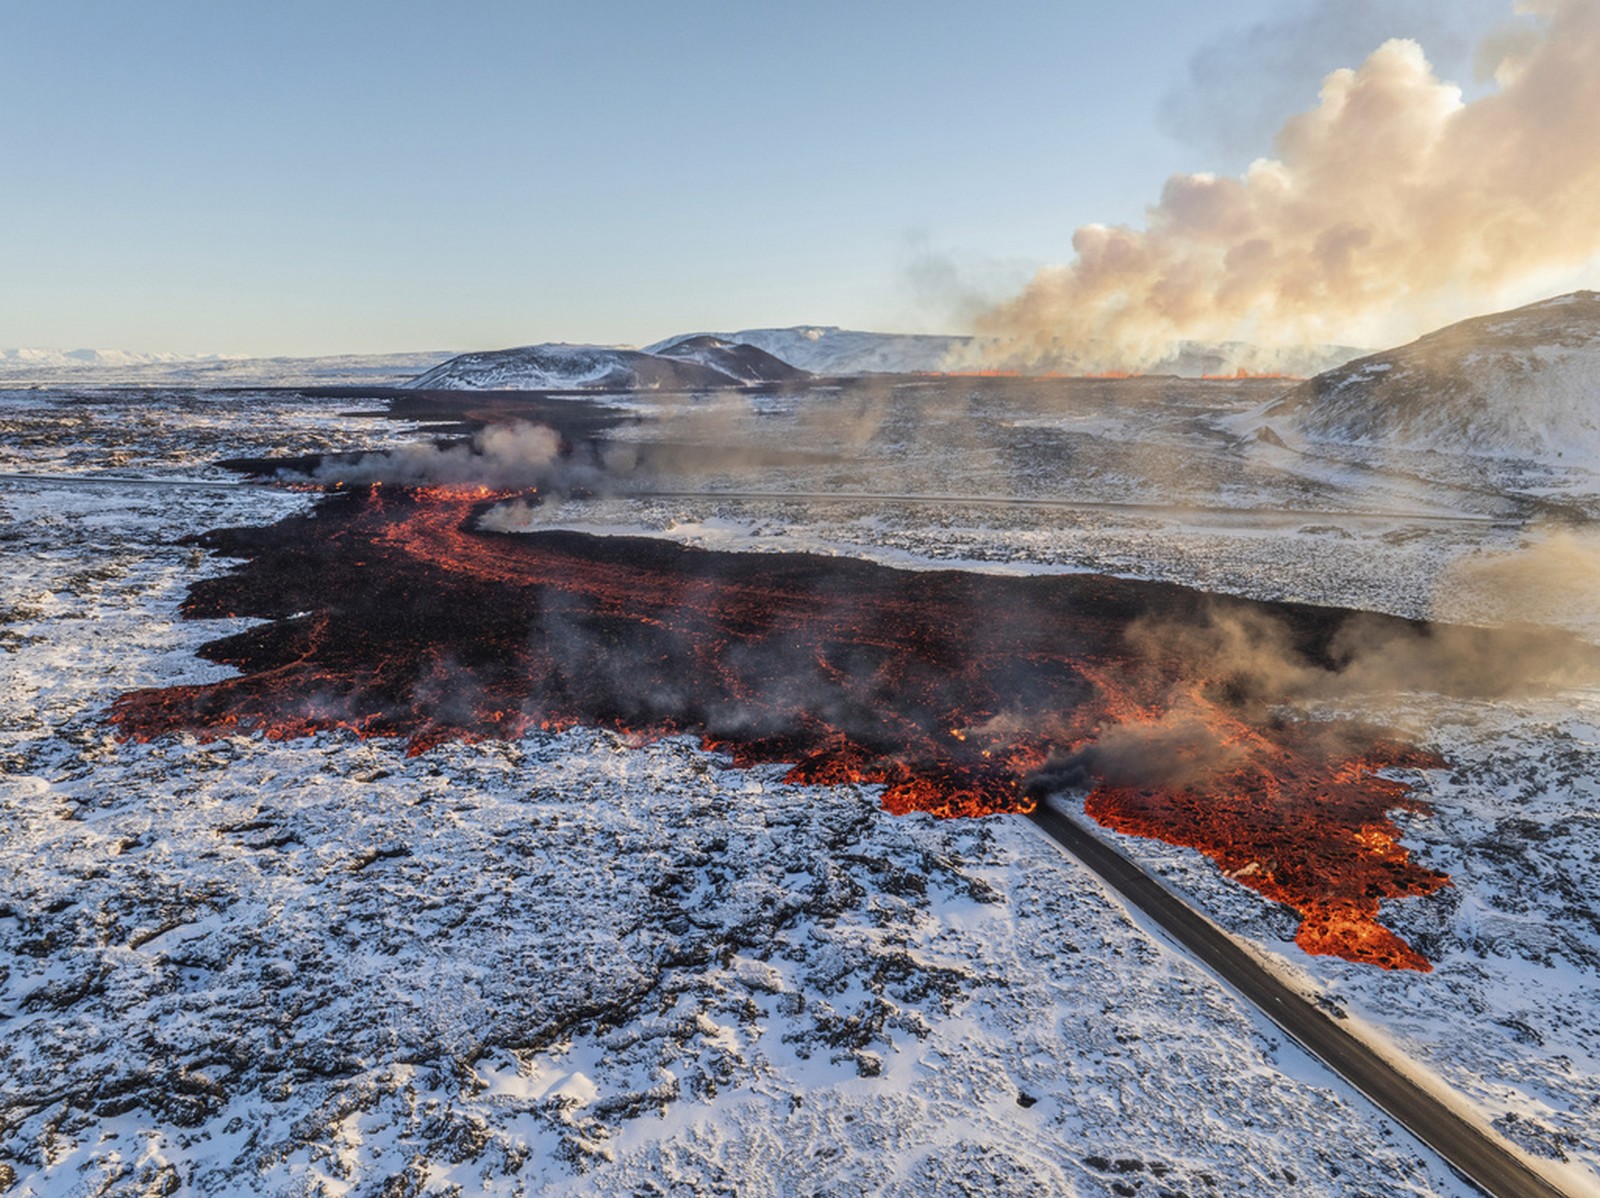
0;1;1509;354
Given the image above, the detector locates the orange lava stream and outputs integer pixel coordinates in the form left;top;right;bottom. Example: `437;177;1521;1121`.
110;484;1450;969
1084;734;1446;972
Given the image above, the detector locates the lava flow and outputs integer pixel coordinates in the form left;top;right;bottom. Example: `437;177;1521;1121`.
112;483;1453;970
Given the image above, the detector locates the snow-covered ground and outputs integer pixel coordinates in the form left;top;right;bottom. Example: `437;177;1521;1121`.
3;380;1599;1196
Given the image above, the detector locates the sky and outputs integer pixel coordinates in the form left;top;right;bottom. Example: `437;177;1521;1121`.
0;1;1525;355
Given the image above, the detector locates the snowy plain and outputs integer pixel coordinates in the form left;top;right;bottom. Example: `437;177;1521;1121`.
2;378;1599;1196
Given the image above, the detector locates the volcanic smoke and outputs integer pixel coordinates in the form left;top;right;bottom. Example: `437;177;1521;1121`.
979;0;1600;370
108;475;1596;972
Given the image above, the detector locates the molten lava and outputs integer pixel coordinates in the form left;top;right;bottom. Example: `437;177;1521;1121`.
1082;725;1443;971
110;483;1450;970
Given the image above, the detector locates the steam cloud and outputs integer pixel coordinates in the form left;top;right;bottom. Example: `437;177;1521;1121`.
1434;525;1600;635
1028;709;1251;794
291;398;871;505
287;421;634;493
980;0;1600;370
1126;601;1599;706
1026;599;1600;797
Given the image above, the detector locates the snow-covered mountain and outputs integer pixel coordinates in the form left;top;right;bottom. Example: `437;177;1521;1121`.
1246;292;1600;463
648;326;1365;379
406;340;805;391
648;335;810;384
648;326;981;375
1;347;199;369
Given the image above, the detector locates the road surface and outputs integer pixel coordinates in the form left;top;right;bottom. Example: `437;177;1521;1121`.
1028;801;1573;1198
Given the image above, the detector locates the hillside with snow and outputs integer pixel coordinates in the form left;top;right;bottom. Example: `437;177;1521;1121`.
1;348;198;370
649;335;810;384
2;334;1364;390
406;340;805;391
1248;292;1600;463
648;326;1364;378
648;326;983;375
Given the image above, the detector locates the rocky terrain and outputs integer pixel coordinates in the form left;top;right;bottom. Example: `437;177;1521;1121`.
3;372;1599;1195
0;465;1478;1198
649;335;811;384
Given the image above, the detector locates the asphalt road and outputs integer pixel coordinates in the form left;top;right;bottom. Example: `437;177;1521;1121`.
1028;801;1574;1198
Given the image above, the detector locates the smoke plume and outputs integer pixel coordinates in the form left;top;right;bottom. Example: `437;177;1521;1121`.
1126;600;1600;707
1027;708;1251;794
1022;598;1600;799
295;422;567;488
1433;525;1600;636
980;0;1600;370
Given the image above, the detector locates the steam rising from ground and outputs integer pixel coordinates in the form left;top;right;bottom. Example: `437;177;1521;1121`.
1028;600;1599;797
981;0;1600;370
295;422;566;488
1131;601;1598;705
291;397;882;502
286;421;648;494
1434;525;1600;636
1031;709;1251;794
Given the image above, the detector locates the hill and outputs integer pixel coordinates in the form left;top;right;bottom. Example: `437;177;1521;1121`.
647;326;978;375
405;341;805;391
648;335;810;383
1250;292;1600;462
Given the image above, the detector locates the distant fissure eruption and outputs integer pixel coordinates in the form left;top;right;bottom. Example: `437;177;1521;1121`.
109;477;1506;972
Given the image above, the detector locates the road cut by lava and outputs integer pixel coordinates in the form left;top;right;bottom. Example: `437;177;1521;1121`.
112;484;1454;970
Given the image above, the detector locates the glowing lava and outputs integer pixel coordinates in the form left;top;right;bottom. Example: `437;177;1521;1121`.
111;484;1450;969
1083;727;1444;971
